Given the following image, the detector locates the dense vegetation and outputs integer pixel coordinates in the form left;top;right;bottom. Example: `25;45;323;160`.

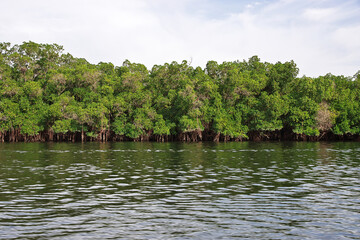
1;42;359;142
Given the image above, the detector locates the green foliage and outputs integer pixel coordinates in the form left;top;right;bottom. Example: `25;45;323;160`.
124;123;143;139
52;119;72;134
23;81;42;99
287;96;319;135
112;115;127;135
251;92;289;131
1;41;359;141
179;115;203;133
153;115;172;136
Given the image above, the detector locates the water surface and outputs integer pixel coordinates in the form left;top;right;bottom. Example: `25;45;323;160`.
0;142;359;239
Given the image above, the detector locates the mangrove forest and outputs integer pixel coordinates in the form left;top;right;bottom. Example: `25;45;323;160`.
0;41;360;142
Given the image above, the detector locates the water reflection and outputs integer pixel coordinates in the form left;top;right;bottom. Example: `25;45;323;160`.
0;142;359;239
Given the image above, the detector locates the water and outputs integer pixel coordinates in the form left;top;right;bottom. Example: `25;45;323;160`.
0;142;359;239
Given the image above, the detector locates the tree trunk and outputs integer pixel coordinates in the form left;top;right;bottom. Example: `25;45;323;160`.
81;126;85;142
213;133;220;142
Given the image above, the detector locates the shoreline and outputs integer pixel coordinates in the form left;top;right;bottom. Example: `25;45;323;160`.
1;129;359;143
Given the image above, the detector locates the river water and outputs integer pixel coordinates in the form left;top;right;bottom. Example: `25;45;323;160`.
0;142;359;239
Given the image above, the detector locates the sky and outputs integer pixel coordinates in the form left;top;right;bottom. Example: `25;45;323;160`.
1;0;360;77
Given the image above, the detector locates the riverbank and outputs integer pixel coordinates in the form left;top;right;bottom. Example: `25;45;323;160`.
1;129;359;142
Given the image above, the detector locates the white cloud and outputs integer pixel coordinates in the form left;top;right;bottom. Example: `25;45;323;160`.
333;25;360;48
303;7;338;22
1;0;359;77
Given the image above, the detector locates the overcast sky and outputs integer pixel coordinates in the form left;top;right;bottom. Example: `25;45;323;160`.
1;0;359;77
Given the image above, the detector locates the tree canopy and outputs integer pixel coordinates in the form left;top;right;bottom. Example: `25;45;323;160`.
0;42;359;142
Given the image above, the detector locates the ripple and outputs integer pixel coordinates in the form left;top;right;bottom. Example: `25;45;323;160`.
0;142;360;239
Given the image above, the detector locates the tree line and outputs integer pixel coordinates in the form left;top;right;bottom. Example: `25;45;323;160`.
0;41;359;142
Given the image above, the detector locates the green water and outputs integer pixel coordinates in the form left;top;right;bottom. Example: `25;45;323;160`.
0;142;359;239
